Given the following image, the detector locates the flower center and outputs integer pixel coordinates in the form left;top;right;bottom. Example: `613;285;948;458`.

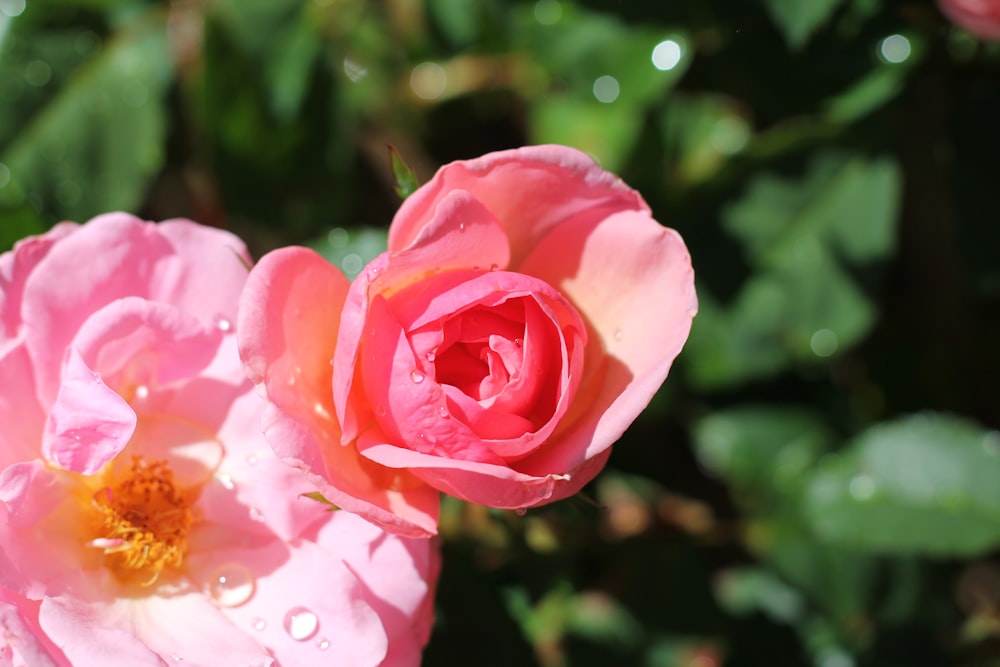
90;456;193;586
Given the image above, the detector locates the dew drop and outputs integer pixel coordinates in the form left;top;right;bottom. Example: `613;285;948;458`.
514;338;522;347
613;328;624;341
316;638;331;650
410;370;426;384
425;350;437;362
217;473;235;490
458;222;466;232
283;607;320;641
252;617;267;632
248;506;265;522
438;405;449;418
208;564;255;607
134;385;149;400
246;453;258;465
376;405;387;417
216;317;232;332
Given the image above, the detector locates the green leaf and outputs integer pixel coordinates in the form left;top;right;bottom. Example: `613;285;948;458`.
724;152;902;267
715;567;806;623
0;14;171;221
389;146;420;200
805;413;1000;556
694;406;830;502
763;0;848;49
301;491;340;511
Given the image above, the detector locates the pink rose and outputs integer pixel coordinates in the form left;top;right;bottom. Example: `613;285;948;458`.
0;214;438;666
938;0;1000;40
239;145;696;536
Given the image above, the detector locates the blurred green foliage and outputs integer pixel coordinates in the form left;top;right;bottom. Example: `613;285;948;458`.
2;0;999;665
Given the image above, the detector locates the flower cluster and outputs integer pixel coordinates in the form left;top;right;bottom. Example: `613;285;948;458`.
1;145;694;664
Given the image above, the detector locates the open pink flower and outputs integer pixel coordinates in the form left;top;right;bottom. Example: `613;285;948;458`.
938;0;1000;40
240;145;697;536
0;214;438;666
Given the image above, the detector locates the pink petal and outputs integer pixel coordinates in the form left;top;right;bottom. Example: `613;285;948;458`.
516;209;696;477
0;222;77;345
22;214;247;406
237;247;440;537
191;538;388;667
41;349;136;475
359;439;569;509
388;145;646;267
0;344;45;469
310;513;440;667
335;190;510;443
39;593;273;667
0;590;67;667
70;297;222;391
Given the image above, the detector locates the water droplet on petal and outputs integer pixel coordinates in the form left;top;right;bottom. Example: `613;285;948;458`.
410;370;425;384
134;385;149;400
208;564;256;607
217;473;235;490
283;607;320;641
426;350;437;362
438;405;449;418
252;617;267;631
514;338;522;347
248;507;265;522
458;222;466;232
376;405;387;417
246;453;258;465
316;638;330;650
614;328;624;341
216;317;232;332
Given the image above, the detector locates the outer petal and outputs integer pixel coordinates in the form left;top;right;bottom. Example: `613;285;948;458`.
0;344;45;469
238;247;439;537
516;210;696;481
22;213;248;407
388;145;646;267
0;222;76;345
41;349;136;475
359;439;570;509
0;590;67;667
192;537;389;667
939;0;1000;39
39;593;273;667
310;512;440;667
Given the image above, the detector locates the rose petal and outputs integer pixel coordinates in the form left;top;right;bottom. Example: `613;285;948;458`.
41;349;137;475
0;590;66;667
388;145;646;267
0;343;45;469
516;209;695;478
358;439;568;509
336;190;510;443
192;537;388;667
22;214;247;406
0;222;77;345
71;297;223;392
238;247;440;537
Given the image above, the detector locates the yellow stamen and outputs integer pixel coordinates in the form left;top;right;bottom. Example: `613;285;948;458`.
91;456;193;586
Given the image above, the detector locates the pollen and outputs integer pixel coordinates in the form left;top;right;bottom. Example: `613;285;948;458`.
91;456;193;586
